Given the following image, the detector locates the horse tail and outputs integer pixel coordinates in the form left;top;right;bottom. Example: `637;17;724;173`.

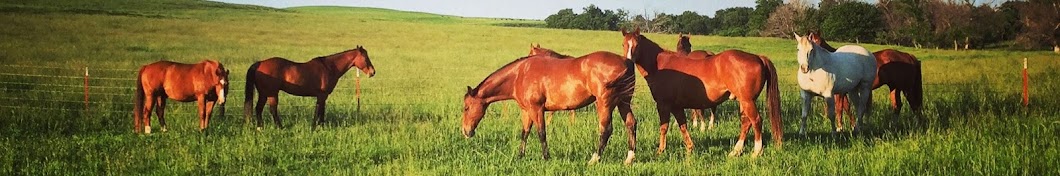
244;61;260;124
607;60;637;104
133;67;145;133
759;55;783;145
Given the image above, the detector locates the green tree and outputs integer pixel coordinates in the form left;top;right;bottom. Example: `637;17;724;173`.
545;8;575;29
821;1;883;42
749;0;783;36
674;11;711;34
713;7;753;36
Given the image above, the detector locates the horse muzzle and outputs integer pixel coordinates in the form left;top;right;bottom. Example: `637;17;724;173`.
461;126;475;138
799;65;809;73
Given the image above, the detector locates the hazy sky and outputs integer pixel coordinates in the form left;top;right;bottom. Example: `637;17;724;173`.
212;0;790;20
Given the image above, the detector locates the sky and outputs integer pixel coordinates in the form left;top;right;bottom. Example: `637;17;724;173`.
212;0;786;20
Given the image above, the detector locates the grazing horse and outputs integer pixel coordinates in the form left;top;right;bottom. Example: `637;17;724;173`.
794;33;877;136
244;46;376;130
461;51;638;165
527;44;577;124
808;32;923;131
622;28;782;157
676;34;724;131
134;60;230;134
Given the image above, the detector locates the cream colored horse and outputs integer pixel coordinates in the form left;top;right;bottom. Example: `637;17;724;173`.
794;33;877;135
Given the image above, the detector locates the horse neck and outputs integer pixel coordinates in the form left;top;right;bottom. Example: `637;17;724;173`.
473;60;522;103
819;40;837;52
810;44;833;68
323;51;358;78
633;36;666;76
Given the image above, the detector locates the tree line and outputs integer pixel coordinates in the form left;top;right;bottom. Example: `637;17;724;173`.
543;0;1059;50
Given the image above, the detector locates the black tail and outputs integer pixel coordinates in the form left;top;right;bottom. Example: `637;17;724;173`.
607;60;637;103
133;68;145;133
243;61;260;124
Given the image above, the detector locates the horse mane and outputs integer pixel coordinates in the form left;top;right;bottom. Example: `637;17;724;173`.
470;56;531;94
809;31;837;52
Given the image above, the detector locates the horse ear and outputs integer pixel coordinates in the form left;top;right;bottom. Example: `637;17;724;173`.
793;32;801;40
535;43;540;48
465;86;475;96
633;27;640;34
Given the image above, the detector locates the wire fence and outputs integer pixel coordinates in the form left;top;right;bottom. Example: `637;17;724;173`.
0;63;1033;117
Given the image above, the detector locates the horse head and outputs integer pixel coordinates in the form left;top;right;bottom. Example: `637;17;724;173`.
461;86;487;138
620;27;641;60
204;60;229;105
527;44;566;58
794;33;821;73
677;34;692;54
352;45;376;77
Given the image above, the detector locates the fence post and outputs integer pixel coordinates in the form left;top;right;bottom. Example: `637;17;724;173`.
356;74;361;113
1022;58;1029;107
84;66;89;111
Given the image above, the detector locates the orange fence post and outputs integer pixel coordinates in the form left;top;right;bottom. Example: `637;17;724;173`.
84;66;89;111
1022;58;1029;107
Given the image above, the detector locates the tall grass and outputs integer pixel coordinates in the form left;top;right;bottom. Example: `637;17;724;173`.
0;0;1056;175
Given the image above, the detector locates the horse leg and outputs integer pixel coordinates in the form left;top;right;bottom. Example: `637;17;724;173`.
197;97;208;132
737;99;765;158
655;104;672;155
518;112;532;158
728;109;751;157
155;97;167;132
690;109;700;131
568;110;575;125
853;86;872;134
617;98;637;165
267;96;282;129
545;111;553;125
889;88;903;129
834;95;845;132
142;94;156;134
799;90;814;136
533;108;549;160
825;96;838;137
588;101;614;164
204;100;216;133
312;96;327;130
708;108;717;131
254;95;267;131
670;107;694;155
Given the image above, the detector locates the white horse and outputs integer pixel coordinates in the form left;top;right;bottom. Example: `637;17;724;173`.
794;33;877;135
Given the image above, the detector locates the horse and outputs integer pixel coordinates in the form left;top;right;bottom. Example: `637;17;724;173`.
134;60;230;134
621;28;782;157
461;51;638;165
808;32;923;131
793;33;877;136
244;46;376;130
527;44;577;125
676;34;725;131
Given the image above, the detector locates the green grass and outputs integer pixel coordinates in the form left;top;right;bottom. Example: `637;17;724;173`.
1;0;1057;175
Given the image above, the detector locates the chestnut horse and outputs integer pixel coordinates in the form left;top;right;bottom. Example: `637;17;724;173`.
676;34;724;131
134;60;230;134
621;29;782;157
808;32;923;130
244;46;376;130
461;51;637;165
527;44;576;124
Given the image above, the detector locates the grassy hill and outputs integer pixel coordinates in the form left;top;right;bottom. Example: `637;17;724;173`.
0;0;1056;175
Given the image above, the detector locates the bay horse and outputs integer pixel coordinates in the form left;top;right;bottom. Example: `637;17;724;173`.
621;28;782;157
676;34;723;131
461;51;638;165
134;60;230;134
808;32;923;131
527;44;577;125
244;46;376;130
793;33;877;136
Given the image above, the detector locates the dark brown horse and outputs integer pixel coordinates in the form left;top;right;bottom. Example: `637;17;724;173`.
622;28;782;157
461;51;637;165
527;44;576;124
676;34;724;131
134;60;230;134
244;46;376;130
808;32;923;130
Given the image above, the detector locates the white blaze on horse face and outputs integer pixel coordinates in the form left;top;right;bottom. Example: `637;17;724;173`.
216;80;226;104
796;38;810;73
625;40;634;60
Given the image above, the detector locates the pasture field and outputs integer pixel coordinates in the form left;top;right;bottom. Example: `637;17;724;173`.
1;0;1057;175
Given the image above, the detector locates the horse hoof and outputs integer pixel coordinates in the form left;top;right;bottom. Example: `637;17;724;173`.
256;127;262;132
161;127;168;133
144;126;152;134
623;150;635;165
588;153;601;165
727;150;742;157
